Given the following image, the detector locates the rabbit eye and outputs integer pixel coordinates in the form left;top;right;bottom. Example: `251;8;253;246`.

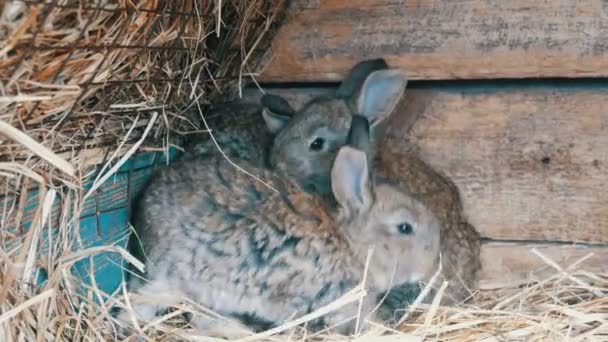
309;137;325;151
397;222;413;235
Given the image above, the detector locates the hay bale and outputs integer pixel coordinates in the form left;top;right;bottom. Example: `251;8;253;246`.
0;0;284;188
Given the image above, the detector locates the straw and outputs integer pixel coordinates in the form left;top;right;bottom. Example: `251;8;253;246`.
0;120;75;177
0;1;287;341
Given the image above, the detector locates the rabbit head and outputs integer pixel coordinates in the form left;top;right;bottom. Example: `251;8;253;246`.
262;59;408;195
330;129;441;292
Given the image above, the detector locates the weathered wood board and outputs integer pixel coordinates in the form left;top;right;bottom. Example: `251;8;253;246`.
260;0;608;81
479;242;608;289
244;83;608;243
402;86;608;243
0;162;159;232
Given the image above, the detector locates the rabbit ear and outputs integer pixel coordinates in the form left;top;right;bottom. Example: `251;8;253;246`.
346;114;371;153
331;146;372;213
262;109;290;134
261;94;294;134
355;69;407;127
336;59;389;98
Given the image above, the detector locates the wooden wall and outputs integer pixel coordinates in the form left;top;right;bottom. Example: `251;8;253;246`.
260;0;608;81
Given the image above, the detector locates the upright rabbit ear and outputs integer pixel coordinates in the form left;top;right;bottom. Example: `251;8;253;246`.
261;94;295;134
355;69;407;127
336;59;389;98
331;146;372;213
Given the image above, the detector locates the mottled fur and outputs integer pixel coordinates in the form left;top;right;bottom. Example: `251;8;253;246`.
181;101;273;166
119;148;441;335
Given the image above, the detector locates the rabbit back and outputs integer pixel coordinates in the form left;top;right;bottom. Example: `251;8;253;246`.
180;101;272;166
129;155;358;327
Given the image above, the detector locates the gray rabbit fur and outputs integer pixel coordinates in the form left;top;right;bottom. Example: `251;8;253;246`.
118;116;442;336
180;100;274;167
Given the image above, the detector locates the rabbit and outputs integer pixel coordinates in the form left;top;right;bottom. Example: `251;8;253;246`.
179;58;395;176
262;61;405;195
117;116;442;337
178;59;437;320
376;137;481;306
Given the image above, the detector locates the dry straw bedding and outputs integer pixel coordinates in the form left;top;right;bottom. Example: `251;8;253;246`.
0;0;607;341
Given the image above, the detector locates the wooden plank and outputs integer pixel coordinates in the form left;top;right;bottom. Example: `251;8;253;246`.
0;189;61;235
81;173;130;217
2;149;174;294
243;83;608;243
479;242;608;290
260;0;608;81
1;150;171;287
398;86;608;243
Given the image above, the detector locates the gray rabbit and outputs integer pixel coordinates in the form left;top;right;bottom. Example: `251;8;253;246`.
180;99;276;166
118;116;441;336
181;59;395;174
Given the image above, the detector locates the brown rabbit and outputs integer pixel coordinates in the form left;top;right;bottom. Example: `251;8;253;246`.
378;140;481;305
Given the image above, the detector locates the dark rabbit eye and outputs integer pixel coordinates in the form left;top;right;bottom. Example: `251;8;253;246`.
397;222;413;235
309;137;325;151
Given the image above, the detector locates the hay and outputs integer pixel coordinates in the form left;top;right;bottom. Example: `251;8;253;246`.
0;0;284;191
1;1;607;341
396;252;608;341
0;0;286;340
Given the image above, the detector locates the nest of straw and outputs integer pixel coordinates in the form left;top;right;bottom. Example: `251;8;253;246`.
0;0;287;340
0;0;284;191
1;1;607;341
